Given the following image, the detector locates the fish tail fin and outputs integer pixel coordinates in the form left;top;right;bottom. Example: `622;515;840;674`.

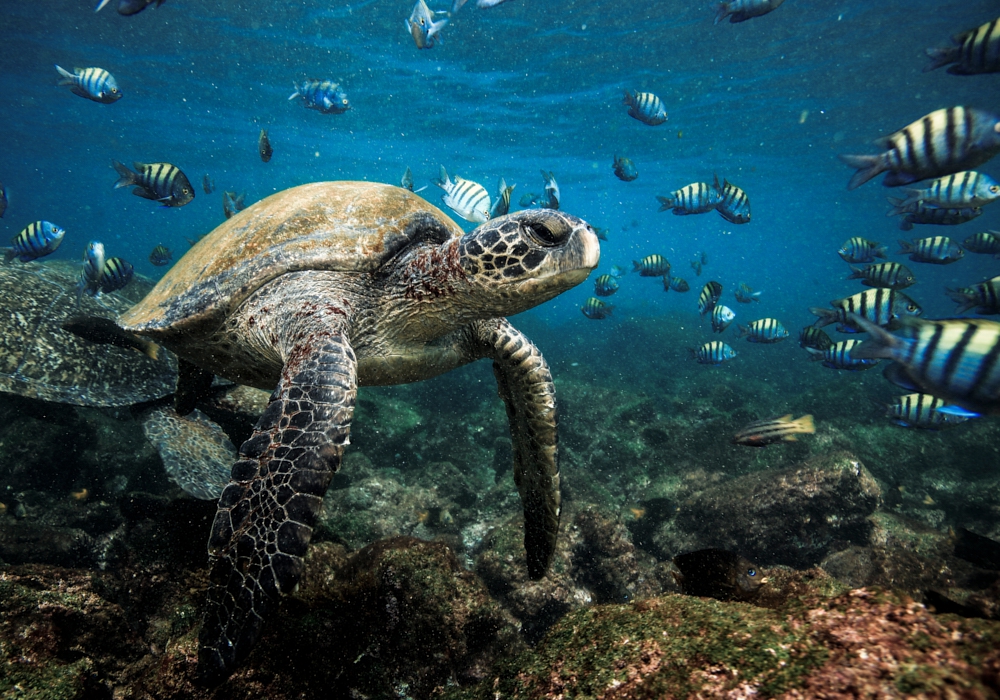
714;2;730;24
435;165;450;188
62;315;160;361
808;307;839;328
736;324;748;338
874;245;888;259
112;159;137;189
896;239;914;255
622;89;634;106
846;314;905;361
945;287;977;314
631;260;642;273
923;46;958;73
846;265;864;280
839;153;885;191
794;414;816;435
54;64;76;85
805;347;825;361
898;219;914;232
656;195;674;212
288;83;301;100
2;248;15;264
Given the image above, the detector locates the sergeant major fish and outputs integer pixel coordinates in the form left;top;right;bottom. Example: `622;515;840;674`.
698;280;723;315
846;262;916;290
5;221;65;263
113;160;194;207
810;288;922;333
99;257;133;294
541;170;560;209
289;79;350;114
667;276;690;292
612;155;638;182
883;393;977;430
202;174;215;194
489;178;515;218
711;304;736;333
925;17;1000;75
657;182;722;215
895;171;1000;209
840;106;1000;190
55;65;122;104
715;0;786;25
149;244;172;267
732;414;814;447
692;340;737;365
839;237;887;263
407;0;448;49
714;174;751;224
897;236;964;264
623;89;667;126
799;326;833;352
809;338;879;371
737;317;788;343
258;129;273;163
890;200;983;231
435;166;491;223
581;297;614;320
633;254;671;277
946;277;1000;315
594;274;619;297
962;231;1000;256
76;240;105;303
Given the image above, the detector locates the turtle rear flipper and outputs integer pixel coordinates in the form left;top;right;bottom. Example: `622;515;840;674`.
197;334;357;685
474;319;560;580
141;406;236;501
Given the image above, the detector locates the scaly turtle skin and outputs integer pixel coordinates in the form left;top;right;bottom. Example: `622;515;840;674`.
104;181;598;682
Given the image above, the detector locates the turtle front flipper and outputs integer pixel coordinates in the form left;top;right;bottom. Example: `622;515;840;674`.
473;318;560;579
197;336;357;684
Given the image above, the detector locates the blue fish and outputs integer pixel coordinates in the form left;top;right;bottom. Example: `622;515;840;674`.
737;318;789;343
6;221;65;263
612;155;638;182
692;341;737;365
76;240;106;302
808;339;878;371
55;65;122;104
406;0;448;49
593;274;619;297
581;297;613;319
289;80;350;114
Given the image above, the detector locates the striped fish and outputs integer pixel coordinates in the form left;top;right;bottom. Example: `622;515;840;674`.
846;262;916;290
489;178;515;218
711;304;736;333
713;175;751;224
148;244;172;267
732;414;814;448
657;182;722;216
850;316;1000;415
963;231;1000;255
407;0;448;49
715;0;786;25
692;340;737;365
99;257;134;294
593;274;619;297
55;65;122;103
667;276;690;292
6;220;65;263
897;171;1000;209
838;237;887;263
623;90;667;126
839;106;1000;190
810;288;922;333
112;160;195;207
737;317;788;343
435;166;491;223
893;203;982;231
897;236;964;264
581;297;613;320
540;170;560;209
734;282;761;303
925;17;1000;75
799;326;833;352
633;254;671;277
698;280;723;315
946;277;1000;315
288;79;350;114
76;240;106;301
810;339;879;371
884;393;977;430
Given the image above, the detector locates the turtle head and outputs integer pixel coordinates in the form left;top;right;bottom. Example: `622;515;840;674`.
457;209;600;316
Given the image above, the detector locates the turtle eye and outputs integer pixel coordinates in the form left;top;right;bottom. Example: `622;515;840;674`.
524;221;564;247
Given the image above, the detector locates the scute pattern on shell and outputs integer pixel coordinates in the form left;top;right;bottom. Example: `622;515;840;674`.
141;406;236;500
0;260;175;407
122;181;465;334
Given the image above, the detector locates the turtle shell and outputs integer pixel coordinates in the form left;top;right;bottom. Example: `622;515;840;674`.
121;181;464;335
0;260;176;407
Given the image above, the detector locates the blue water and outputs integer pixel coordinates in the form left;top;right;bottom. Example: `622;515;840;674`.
1;0;998;366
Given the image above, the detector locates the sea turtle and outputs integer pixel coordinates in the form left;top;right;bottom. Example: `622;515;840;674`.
67;180;600;683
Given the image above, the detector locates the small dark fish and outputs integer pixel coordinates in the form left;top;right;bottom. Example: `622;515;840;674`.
962;231;1000;255
289;79;350;114
657;182;722;215
113;160;194;207
612;154;638;182
0;182;6;218
734;282;761;303
711;304;736;333
6;220;65;263
953;527;1000;570
222;190;247;220
846;262;916;290
884;393;977;429
737;317;788;343
673;549;764;601
55;65;121;103
849;316;1000;415
714;0;786;25
838;237;887;263
698;280;723;315
489;178;515;218
925;18;1000;75
896;171;1000;209
810;338;879;371
897;236;964;264
401;167;416;191
799;326;833;352
407;0;448;49
76;240;105;302
96;0;166;14
691;259;703;276
609;265;626;279
811;288;922;333
700;250;709;265
541;170;560;209
668;276;690;292
594;227;610;242
946;277;1000;315
623;89;667;126
692;340;737;365
148;244;172;267
840;106;1000;190
732;414;815;447
581;297;613;320
519;192;543;208
99;256;134;293
202;174;215;194
714;174;751;224
594;274;619;297
258;129;273;163
633;254;671;277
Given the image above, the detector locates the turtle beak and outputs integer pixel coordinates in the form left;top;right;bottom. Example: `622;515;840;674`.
521;216;600;294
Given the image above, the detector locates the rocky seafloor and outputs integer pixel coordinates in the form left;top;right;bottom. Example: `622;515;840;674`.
2;315;1000;699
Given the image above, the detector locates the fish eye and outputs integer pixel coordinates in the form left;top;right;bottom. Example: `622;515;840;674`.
182;188;190;195
992;185;1000;193
907;303;918;311
111;87;118;93
747;568;756;577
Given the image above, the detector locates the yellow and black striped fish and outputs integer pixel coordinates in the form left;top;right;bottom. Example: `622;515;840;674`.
99;256;134;293
593;274;619;297
55;65;122;103
692;340;737;365
897;236;964;264
851;316;1000;415
838;237;887;263
112;160;195;207
6;220;65;263
148;244;172;267
737;317;788;343
258;129;273;163
633;254;671;277
581;297;614;320
946;277;1000;315
732;414;814;448
435;166;490;223
885;393;977;429
623;89;667;126
925;17;1000;75
657;182;722;215
840;106;1000;190
962;231;1000;255
489;178;515;218
799;326;832;352
897;171;1000;209
810;288;922;333
698;280;723;315
846;262;916;290
714;174;751;224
